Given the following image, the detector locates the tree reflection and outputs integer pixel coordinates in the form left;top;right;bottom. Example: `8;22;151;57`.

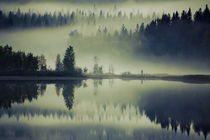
62;80;82;110
139;89;210;139
0;82;46;109
55;83;63;96
0;80;82;111
93;79;102;88
93;79;102;95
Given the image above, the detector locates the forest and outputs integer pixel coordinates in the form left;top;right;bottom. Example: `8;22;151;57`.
0;45;82;76
0;9;75;28
69;5;210;66
0;8;155;29
139;5;210;60
0;5;210;75
0;45;38;72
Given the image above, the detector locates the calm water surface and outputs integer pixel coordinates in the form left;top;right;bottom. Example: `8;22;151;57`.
0;79;210;140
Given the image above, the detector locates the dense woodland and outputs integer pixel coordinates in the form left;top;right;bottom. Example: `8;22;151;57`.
0;9;75;28
0;45;82;76
139;5;210;61
70;5;210;63
0;45;38;72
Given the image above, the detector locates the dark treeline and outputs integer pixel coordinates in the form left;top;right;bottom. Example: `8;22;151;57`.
0;45;38;72
0;8;156;29
74;9;156;25
0;45;83;76
138;5;210;61
0;9;75;28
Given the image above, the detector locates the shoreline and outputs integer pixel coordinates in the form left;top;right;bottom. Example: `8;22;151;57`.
0;74;210;84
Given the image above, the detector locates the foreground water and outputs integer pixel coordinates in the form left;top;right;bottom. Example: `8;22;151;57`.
0;79;209;140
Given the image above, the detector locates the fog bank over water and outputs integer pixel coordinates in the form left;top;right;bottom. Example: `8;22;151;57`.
0;26;210;75
0;0;210;74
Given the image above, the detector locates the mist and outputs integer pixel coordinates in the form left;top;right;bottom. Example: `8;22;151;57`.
1;27;209;74
1;0;210;74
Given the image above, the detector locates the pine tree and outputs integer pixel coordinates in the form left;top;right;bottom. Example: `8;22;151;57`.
55;54;63;71
63;45;75;72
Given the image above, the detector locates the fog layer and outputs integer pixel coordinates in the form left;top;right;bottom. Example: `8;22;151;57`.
0;1;210;74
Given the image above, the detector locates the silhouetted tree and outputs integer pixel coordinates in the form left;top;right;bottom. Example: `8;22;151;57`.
63;46;75;72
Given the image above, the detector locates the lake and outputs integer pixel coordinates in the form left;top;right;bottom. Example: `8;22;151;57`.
0;79;210;140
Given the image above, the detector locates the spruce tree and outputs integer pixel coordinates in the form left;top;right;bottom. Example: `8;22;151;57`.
63;45;75;72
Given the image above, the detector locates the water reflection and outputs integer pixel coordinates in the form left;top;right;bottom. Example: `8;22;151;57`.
0;81;82;110
0;80;209;140
93;79;103;95
55;83;62;96
0;82;46;109
62;81;82;110
0;124;197;140
139;87;210;139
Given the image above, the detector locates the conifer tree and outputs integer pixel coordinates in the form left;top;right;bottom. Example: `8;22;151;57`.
63;46;75;72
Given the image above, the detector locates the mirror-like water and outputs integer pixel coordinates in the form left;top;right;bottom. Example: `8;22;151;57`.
0;79;210;140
